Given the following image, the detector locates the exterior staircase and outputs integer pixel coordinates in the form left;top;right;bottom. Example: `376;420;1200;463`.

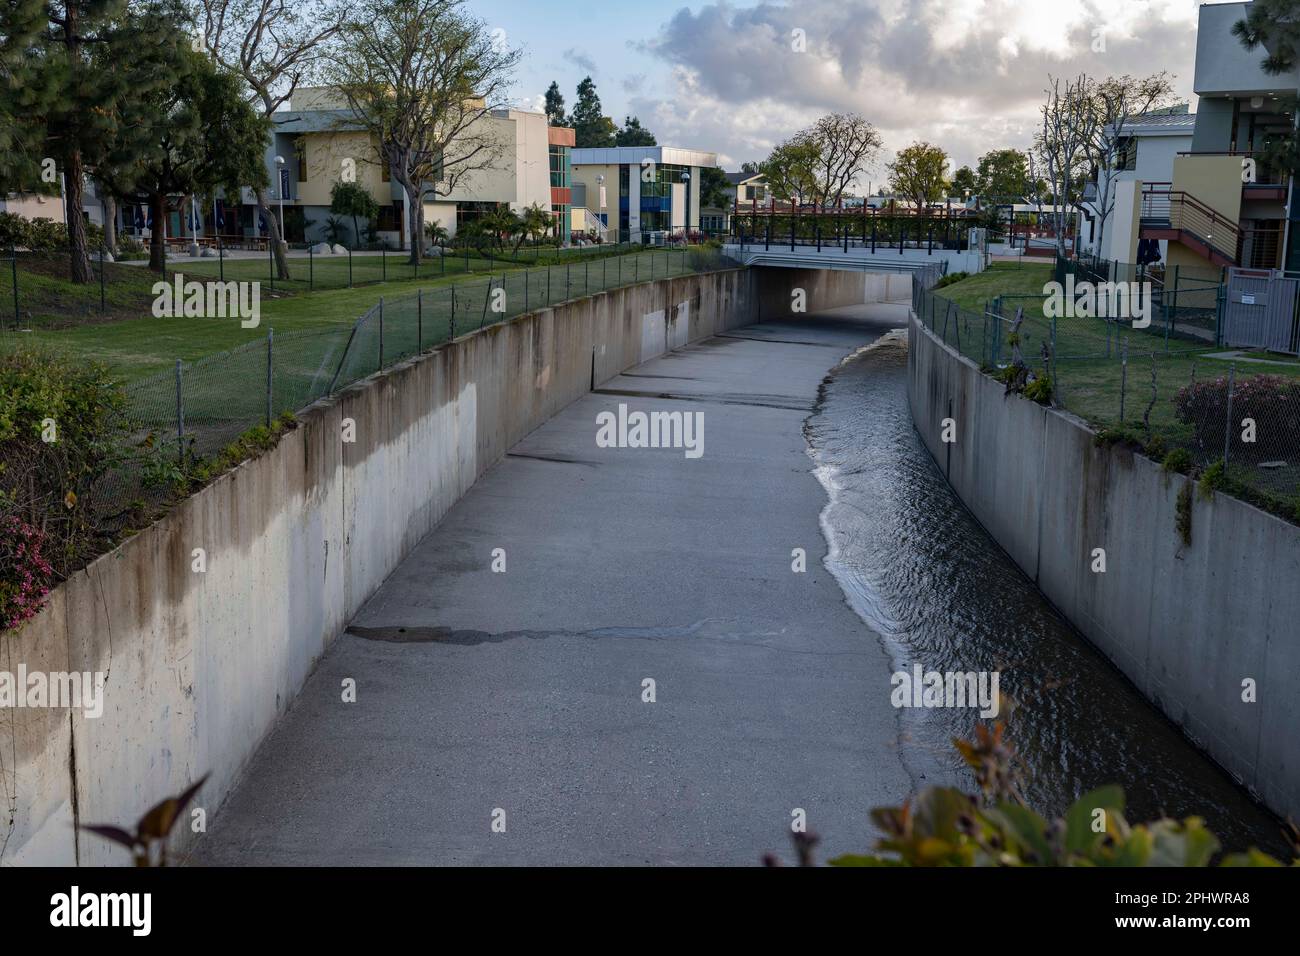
1139;184;1239;267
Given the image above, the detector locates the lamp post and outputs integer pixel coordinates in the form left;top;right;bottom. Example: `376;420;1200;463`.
274;155;286;241
680;169;691;243
597;174;606;243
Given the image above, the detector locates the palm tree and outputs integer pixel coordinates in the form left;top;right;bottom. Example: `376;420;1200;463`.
482;205;522;253
424;221;450;250
517;202;552;254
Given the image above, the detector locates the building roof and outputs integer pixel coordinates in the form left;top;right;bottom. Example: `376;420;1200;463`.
725;171;763;185
1119;112;1197;135
570;146;718;168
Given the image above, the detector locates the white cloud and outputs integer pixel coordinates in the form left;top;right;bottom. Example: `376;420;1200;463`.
636;0;1200;171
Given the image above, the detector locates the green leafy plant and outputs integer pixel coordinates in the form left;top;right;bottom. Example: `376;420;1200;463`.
933;271;971;289
0;348;131;613
80;774;209;866
770;725;1292;867
1162;447;1191;474
1199;458;1228;500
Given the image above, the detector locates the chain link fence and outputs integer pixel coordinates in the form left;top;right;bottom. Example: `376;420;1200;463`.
916;265;1300;524
73;245;734;534
0;239;671;330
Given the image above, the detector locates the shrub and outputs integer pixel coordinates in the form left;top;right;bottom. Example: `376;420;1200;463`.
0;211;30;249
24;217;68;252
1162;447;1192;474
0;516;54;630
933;271;970;289
1175;373;1300;463
773;724;1289;867
0;348;130;620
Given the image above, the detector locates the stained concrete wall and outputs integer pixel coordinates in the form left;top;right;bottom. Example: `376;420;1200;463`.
1;263;887;866
908;315;1300;821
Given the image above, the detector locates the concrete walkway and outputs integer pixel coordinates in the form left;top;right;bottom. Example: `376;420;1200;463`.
193;301;914;866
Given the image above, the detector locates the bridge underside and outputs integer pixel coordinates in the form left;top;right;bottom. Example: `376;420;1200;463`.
724;244;984;276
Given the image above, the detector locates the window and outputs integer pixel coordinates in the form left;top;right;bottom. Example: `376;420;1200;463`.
549;144;570;188
1116;138;1136;171
376;202;403;232
456;201;503;227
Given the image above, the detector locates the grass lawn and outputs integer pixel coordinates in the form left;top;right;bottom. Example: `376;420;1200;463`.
933;259;1054;312
1;246;706;382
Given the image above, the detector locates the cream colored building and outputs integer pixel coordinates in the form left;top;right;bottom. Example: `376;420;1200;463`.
273;88;568;247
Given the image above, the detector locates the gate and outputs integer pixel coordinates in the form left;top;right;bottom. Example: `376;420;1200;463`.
1222;267;1300;354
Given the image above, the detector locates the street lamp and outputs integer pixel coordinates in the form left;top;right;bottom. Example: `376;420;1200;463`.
680;170;691;242
597;174;606;242
274;155;286;238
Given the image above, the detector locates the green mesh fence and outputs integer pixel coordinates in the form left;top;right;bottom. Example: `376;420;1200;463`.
71;245;733;534
917;277;1300;522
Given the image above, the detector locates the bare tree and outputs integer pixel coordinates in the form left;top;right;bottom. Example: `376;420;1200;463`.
1038;75;1097;257
194;0;347;279
801;113;882;207
1085;73;1175;257
328;0;521;267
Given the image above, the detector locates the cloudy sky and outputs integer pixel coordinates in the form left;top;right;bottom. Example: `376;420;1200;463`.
474;0;1207;177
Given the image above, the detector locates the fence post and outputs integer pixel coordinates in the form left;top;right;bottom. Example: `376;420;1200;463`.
266;328;274;426
566;262;571;300
382;245;386;281
11;246;18;328
348;244;353;288
378;296;384;369
450;284;456;339
175;359;185;466
99;245;106;312
481;277;491;329
417;288;423;351
1223;362;1236;470
1119;338;1128;422
269;238;274;293
525;270;529;312
309;242;313;290
218;234;224;282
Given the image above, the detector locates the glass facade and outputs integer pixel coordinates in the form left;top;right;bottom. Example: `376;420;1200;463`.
618;162;691;241
549;143;571;243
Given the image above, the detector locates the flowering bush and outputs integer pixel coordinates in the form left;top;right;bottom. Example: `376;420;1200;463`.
1;348;130;628
1175;373;1300;462
0;516;54;629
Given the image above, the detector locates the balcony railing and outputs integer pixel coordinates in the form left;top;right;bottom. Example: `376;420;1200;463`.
1140;184;1240;264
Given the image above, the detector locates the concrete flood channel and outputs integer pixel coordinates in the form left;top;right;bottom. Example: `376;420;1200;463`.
194;300;1285;865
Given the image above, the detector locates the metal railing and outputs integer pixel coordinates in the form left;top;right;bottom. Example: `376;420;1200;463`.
1140;184;1240;264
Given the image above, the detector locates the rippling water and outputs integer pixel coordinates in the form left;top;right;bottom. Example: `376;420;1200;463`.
807;331;1288;857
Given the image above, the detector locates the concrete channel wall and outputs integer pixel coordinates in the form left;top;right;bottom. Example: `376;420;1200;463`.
908;315;1300;822
1;263;890;866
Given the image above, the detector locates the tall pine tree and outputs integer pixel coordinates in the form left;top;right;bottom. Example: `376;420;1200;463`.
570;76;616;148
544;80;566;125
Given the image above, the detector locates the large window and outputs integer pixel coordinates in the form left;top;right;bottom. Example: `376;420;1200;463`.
456;201;503;227
549;144;570;188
